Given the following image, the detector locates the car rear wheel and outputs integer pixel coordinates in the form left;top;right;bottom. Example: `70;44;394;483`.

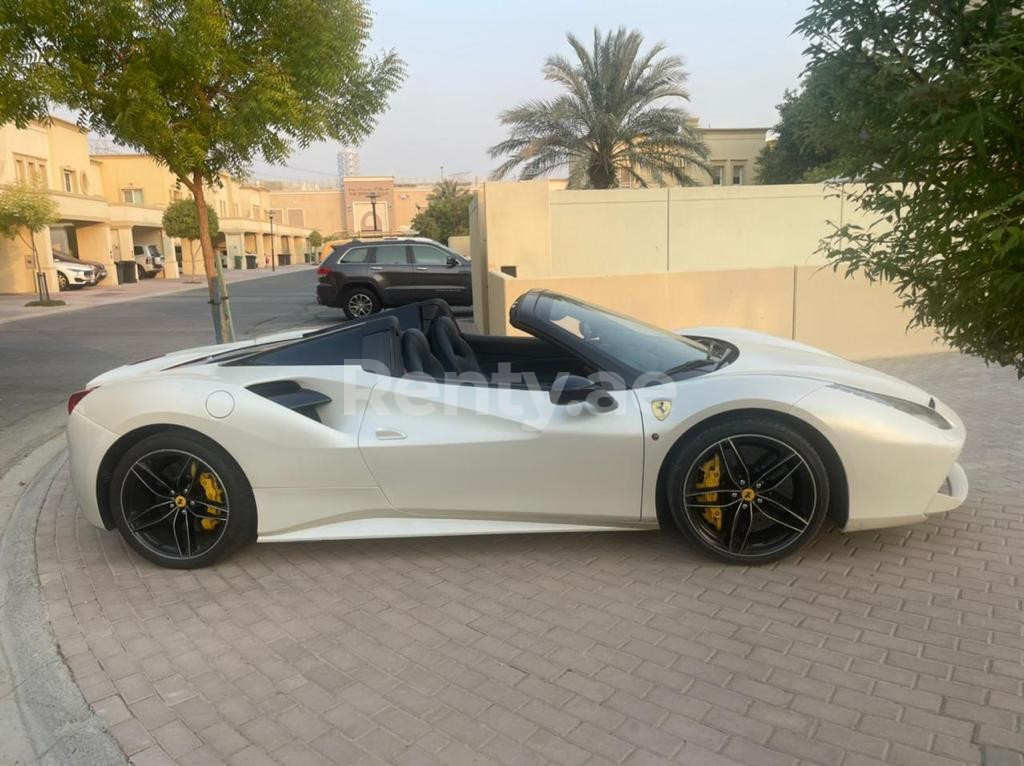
109;431;257;569
342;287;380;319
664;418;830;564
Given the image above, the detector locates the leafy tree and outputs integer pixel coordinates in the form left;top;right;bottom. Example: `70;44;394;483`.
162;199;220;242
162;199;220;273
411;180;472;244
1;0;404;342
0;179;59;302
307;229;324;261
756;71;840;184
489;27;709;189
796;0;1024;376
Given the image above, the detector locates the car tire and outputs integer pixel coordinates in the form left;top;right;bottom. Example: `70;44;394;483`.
109;431;257;569
57;272;69;291
664;417;830;564
341;287;380;319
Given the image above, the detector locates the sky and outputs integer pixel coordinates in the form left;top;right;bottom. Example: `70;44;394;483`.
248;0;812;185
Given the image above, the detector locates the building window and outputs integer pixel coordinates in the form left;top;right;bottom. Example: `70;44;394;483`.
121;188;144;204
252;204;261;219
170;187;182;201
219;200;227;217
711;166;724;185
62;170;75;193
731;165;744;185
287;208;304;226
14;155;47;185
232;203;239;217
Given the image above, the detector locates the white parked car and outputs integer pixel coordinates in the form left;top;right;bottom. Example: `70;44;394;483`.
132;244;164;278
66;291;967;569
53;254;95;290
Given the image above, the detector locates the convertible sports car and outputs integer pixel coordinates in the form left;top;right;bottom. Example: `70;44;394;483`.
66;291;968;569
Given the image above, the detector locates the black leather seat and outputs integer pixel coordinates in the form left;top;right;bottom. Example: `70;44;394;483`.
400;329;446;379
430;315;483;375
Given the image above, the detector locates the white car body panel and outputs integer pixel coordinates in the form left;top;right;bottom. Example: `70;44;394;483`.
359;376;644;520
66;316;968;550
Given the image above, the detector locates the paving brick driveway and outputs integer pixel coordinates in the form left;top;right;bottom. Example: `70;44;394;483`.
37;352;1024;765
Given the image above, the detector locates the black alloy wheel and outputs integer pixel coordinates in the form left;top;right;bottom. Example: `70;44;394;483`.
666;419;830;563
110;432;256;568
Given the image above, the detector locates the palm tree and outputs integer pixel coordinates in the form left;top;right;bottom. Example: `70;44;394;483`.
430;178;469;202
489;27;710;189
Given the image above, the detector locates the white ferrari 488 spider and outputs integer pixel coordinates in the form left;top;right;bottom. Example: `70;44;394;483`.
66;290;968;569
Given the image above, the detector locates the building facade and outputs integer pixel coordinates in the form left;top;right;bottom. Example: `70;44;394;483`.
699;127;771;186
95;154;311;275
267;177;455;239
0;116;313;295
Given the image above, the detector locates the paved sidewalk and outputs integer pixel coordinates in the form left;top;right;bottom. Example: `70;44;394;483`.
34;353;1024;765
0;264;315;326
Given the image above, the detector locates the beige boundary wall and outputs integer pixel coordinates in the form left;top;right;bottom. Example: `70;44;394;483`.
471;179;944;360
447;235;471;258
485;267;943;361
471;180;867;284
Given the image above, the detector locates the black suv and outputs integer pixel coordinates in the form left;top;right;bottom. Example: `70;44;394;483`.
316;238;472;319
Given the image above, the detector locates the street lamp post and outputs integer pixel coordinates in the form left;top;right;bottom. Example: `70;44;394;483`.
268;210;276;272
367;192;379;232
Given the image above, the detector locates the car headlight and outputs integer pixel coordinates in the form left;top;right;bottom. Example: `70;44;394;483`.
829;383;952;430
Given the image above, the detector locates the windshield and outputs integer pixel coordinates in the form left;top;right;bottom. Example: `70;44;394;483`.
535;294;711;375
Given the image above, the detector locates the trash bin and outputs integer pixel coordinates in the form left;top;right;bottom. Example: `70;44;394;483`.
233;255;243;270
279;253;291;266
245;255;257;269
115;261;138;283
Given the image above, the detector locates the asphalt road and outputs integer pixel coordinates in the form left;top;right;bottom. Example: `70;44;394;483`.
0;268;340;435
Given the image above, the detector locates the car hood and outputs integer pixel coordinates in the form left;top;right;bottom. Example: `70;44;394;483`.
683;326;933;404
86;327;310;387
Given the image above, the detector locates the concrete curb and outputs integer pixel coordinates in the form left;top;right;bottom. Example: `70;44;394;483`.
0;264;315;327
0;438;125;765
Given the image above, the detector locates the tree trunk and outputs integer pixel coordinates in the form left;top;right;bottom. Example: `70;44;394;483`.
190;174;235;343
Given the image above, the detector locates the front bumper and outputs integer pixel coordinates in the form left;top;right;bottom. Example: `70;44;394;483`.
68;271;93;285
794;385;968;533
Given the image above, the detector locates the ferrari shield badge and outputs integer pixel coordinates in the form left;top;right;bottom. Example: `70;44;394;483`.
651;400;672;421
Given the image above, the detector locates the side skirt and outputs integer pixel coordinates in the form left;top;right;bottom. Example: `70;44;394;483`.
258;516;657;543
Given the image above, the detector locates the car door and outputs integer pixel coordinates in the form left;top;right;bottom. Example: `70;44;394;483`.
409;244;470;303
358;376;645;521
370;244;416;303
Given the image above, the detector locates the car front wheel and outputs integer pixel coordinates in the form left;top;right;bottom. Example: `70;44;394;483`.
109;431;257;569
57;272;69;291
342;287;380;319
664;418;830;564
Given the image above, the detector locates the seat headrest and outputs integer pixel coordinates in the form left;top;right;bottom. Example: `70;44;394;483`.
400;329;446;379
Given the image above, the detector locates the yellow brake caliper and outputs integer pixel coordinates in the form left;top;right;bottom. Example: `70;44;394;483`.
696;455;723;531
196;472;224;531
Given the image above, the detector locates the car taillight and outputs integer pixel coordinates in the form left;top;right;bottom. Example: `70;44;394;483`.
68;388;95;414
317;266;330;276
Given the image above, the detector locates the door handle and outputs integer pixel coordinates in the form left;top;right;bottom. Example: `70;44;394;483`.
375;427;407;440
414;266;428;271
370;266;383;271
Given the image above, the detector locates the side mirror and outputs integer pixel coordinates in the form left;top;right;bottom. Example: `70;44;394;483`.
549;374;618;412
446;255;459;268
